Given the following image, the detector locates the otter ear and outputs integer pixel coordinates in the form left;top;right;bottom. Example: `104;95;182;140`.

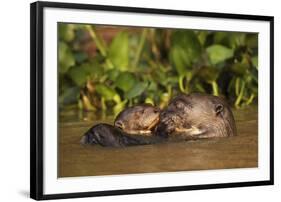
114;121;124;129
215;104;224;116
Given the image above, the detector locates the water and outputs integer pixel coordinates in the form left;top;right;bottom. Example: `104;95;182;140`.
58;106;258;177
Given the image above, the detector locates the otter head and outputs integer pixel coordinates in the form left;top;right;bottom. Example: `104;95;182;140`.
156;93;237;139
114;104;160;135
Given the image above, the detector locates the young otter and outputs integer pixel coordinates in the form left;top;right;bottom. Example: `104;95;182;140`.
155;93;237;140
114;104;160;135
81;123;165;147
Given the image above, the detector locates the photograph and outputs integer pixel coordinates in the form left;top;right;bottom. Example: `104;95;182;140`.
58;23;259;177
30;1;273;199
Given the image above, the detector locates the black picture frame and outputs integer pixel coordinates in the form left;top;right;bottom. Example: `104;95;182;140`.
30;1;274;200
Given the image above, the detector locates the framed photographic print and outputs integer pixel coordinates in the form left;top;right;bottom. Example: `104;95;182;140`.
30;1;274;200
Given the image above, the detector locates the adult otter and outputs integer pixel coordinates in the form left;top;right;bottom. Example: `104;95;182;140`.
114;104;160;135
81;123;165;147
155;93;237;140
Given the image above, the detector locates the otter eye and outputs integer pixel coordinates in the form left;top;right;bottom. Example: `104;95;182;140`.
153;108;160;113
215;104;224;116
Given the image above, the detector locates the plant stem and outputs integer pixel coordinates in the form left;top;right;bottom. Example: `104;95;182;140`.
167;85;172;98
178;75;185;92
235;77;240;96
101;97;106;110
235;80;245;108
85;25;114;69
211;81;219;96
246;93;255;105
133;29;148;68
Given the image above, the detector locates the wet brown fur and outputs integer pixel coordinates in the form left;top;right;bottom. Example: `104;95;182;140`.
155;93;237;140
114;104;160;136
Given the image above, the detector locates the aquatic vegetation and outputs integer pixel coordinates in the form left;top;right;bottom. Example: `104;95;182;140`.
58;23;258;113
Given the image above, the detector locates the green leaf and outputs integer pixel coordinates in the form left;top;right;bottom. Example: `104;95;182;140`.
59;42;75;73
147;81;157;91
213;32;228;45
108;32;129;70
214;32;245;48
206;44;234;65
171;31;202;59
231;63;248;76
115;72;137;92
80;63;95;75
59;23;75;42
169;47;190;76
197;66;219;82
95;84;118;101
155;70;167;86
125;82;148;99
197;31;209;46
71;62;103;83
67;66;88;86
74;52;88;63
169;30;202;75
67;62;102;86
107;69;120;81
88;60;104;80
252;56;258;69
246;34;258;49
229;33;246;48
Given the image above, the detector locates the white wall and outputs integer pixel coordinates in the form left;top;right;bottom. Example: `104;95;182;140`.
0;0;279;201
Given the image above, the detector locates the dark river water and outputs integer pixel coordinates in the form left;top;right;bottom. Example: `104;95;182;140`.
58;106;258;177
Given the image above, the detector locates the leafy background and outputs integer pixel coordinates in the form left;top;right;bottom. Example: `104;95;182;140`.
58;23;258;115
